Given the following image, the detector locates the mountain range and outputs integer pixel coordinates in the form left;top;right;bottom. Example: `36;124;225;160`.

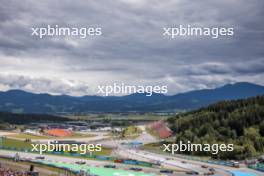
0;82;264;114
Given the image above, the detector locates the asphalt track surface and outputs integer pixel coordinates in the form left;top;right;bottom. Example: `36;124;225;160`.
101;126;262;176
0;150;161;176
0;126;263;176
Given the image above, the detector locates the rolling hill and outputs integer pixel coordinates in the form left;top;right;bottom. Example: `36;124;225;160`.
0;82;264;114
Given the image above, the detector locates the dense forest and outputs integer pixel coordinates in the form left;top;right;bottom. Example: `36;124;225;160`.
0;111;69;126
167;95;264;160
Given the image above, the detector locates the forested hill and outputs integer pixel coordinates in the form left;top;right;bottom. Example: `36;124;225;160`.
167;95;264;160
0;111;69;125
0;82;264;113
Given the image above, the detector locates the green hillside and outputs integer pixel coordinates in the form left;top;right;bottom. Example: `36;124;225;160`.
167;95;264;160
0;112;69;125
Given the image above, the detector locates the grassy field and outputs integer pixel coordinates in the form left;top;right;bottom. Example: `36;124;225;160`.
2;137;32;149
117;126;142;139
8;133;51;140
90;147;112;156
145;127;160;139
7;132;96;140
123;126;142;136
1;137;112;156
141;142;162;152
70;132;96;138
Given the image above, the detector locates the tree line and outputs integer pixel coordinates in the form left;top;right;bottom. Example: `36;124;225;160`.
167;95;264;160
0;111;69;126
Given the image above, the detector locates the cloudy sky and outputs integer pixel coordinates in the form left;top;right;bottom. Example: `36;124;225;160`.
0;0;264;96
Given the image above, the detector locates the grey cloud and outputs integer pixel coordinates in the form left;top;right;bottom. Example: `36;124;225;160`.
0;74;92;96
0;0;264;95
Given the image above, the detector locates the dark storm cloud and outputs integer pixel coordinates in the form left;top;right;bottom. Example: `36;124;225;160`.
0;0;264;95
